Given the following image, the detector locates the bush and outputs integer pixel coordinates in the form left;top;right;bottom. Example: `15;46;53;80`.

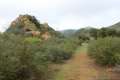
0;34;48;80
39;37;80;63
41;46;69;63
24;37;41;44
88;37;120;66
0;34;81;80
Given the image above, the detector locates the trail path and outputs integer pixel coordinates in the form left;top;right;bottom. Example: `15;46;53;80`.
55;44;110;80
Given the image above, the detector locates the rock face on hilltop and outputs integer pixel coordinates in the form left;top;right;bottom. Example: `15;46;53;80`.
6;14;58;39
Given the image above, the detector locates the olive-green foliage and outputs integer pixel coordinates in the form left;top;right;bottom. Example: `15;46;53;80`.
0;34;48;80
75;28;90;41
0;33;80;80
97;28;117;38
91;28;120;39
24;37;41;44
88;37;120;66
39;37;80;63
89;28;98;39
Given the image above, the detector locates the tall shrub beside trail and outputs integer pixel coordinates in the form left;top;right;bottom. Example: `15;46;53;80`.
88;37;120;66
39;37;80;63
0;34;49;80
0;33;81;80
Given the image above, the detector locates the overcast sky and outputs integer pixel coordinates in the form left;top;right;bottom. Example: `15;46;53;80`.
0;0;120;31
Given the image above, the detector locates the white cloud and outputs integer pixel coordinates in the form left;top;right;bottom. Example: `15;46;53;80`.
0;0;120;31
0;17;9;32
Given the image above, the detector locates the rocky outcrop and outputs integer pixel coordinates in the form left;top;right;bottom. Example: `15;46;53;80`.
6;14;57;39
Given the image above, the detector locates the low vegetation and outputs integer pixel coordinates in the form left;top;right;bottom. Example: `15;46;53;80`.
0;34;49;80
88;37;120;66
39;37;81;63
0;33;81;80
2;14;120;80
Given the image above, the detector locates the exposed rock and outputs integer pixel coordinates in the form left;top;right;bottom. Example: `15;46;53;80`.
6;14;58;39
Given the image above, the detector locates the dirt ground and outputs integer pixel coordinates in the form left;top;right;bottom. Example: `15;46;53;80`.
54;45;120;80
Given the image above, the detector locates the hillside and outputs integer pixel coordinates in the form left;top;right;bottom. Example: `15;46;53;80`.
60;27;95;38
109;22;120;31
6;14;58;39
74;27;94;37
60;29;77;37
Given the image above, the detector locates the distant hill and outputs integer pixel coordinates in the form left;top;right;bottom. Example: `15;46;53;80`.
109;22;120;31
60;29;77;37
6;14;58;39
75;27;94;37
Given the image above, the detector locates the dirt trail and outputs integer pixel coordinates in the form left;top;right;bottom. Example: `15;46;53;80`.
56;53;108;80
55;45;110;80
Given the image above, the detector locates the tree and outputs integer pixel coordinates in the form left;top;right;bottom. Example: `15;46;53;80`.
89;28;98;39
97;28;107;38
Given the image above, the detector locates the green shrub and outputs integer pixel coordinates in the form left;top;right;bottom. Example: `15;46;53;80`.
0;34;48;80
41;46;69;63
24;37;41;44
88;37;120;66
39;37;80;63
0;33;81;80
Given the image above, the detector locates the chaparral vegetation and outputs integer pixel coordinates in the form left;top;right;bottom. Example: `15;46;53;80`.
0;14;120;80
